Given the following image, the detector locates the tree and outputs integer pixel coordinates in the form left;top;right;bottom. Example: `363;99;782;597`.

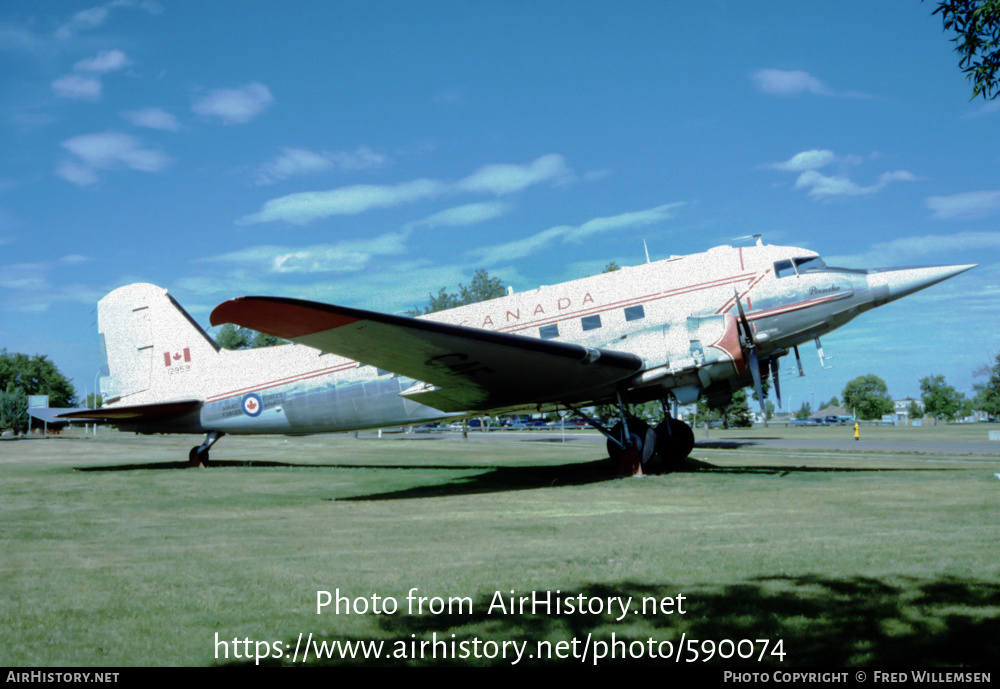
794;401;812;419
763;399;776;420
920;374;967;421
973;352;1000;419
825;396;840;409
215;324;284;350
407;269;507;316
931;0;1000;100
0;349;77;407
841;374;894;420
0;385;28;434
85;393;103;409
696;389;753;428
907;399;924;420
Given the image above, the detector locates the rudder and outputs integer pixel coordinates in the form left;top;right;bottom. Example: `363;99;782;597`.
98;283;219;405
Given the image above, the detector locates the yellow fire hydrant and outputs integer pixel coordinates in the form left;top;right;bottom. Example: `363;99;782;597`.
853;422;860;441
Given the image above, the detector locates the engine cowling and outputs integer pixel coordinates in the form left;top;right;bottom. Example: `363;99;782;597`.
622;313;747;400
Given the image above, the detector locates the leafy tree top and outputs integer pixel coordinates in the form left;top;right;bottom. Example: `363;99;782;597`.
931;0;1000;100
920;374;968;421
841;374;895;420
215;323;284;350
0;349;77;407
407;269;507;316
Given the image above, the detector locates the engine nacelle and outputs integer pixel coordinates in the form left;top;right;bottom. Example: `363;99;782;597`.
624;313;747;398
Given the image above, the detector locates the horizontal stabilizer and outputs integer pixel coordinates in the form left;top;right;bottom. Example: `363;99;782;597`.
51;399;202;422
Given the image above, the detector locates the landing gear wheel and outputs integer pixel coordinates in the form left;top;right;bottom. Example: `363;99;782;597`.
607;418;657;476
188;447;210;468
655;418;695;471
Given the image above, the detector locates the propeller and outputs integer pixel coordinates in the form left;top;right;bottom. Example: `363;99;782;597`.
770;357;782;410
733;288;766;414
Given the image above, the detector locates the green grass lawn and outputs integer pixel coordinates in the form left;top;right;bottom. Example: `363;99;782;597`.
2;427;998;666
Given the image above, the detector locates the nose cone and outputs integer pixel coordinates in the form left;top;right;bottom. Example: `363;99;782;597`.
867;264;977;306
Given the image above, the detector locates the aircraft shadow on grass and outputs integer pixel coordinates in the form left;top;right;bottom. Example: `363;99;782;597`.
75;454;950;502
220;575;1000;667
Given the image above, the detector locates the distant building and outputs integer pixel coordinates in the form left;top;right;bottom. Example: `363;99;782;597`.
814;404;850;419
893;397;923;422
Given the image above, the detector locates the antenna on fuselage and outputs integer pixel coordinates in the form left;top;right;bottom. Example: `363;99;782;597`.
643;239;651;264
731;234;764;247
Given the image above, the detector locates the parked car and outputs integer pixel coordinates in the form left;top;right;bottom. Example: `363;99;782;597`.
791;417;822;426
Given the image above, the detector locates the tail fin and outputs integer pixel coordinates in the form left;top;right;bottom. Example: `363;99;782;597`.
98;283;219;405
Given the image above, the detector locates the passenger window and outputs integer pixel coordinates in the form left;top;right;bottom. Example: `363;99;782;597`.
624;305;645;321
539;324;559;339
774;260;796;278
581;315;602;331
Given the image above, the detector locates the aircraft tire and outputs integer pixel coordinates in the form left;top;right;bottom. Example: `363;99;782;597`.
188;447;210;468
655;418;695;470
607;419;657;472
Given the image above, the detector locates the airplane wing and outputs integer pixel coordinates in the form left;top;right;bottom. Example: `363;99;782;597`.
210;297;644;412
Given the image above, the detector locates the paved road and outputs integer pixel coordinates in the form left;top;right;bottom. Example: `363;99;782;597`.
364;428;1000;457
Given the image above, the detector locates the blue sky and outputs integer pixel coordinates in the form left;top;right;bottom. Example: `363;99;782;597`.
1;1;998;411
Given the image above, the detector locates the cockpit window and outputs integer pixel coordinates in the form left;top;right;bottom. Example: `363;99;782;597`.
794;256;826;273
774;259;796;278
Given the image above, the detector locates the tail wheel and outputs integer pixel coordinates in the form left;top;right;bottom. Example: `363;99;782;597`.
606;418;657;473
655;418;695;470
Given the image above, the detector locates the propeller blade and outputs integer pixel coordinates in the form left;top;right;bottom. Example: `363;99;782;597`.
732;288;755;345
749;349;765;414
770;358;782;409
794;345;805;377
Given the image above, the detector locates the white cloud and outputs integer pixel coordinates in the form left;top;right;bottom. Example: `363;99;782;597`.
74;49;129;73
769;149;918;199
56;160;100;186
239;154;569;225
826;231;1000;267
409;202;510;229
253;146;389;185
468;203;681;265
457;154;571;195
57;131;173;185
926;191;1000;220
204;232;409;274
769;149;836;172
0;259;99;313
55;1;162;40
753;69;831;96
55;6;111;39
123;107;180;131
794;169;917;198
962;100;1000;119
569;203;684;241
237;179;446;225
52;74;102;100
52;49;130;101
192;83;273;124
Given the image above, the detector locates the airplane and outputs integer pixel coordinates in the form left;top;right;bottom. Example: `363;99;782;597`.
38;238;975;474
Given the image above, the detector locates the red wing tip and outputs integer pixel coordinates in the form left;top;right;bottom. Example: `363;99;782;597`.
209;297;360;339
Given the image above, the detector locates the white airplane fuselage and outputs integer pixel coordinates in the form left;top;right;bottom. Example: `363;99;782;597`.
93;241;973;438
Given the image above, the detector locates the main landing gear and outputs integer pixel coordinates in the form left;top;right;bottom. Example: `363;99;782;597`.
188;431;224;468
566;394;695;476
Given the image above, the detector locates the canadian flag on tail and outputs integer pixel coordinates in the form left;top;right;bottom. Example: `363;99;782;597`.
163;348;191;367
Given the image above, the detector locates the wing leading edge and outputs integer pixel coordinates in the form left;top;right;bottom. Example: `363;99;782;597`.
210;297;644;412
